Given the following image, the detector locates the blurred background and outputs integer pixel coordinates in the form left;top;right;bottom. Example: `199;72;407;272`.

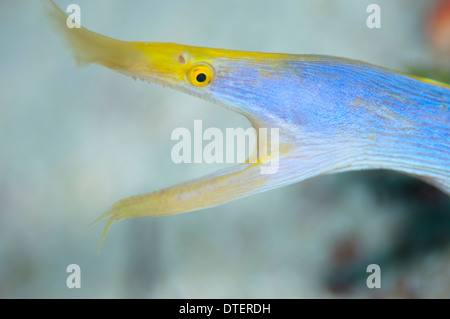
0;0;449;298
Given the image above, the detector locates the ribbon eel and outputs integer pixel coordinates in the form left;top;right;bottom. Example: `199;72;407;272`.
42;0;450;252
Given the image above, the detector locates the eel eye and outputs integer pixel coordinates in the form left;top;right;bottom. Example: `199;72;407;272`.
188;63;214;87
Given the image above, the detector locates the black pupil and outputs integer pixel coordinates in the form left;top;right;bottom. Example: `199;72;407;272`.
196;73;207;83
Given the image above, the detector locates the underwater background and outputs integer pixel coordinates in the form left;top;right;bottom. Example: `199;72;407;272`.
0;0;449;298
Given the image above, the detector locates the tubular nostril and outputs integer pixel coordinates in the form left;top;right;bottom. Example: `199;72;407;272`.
178;53;187;64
